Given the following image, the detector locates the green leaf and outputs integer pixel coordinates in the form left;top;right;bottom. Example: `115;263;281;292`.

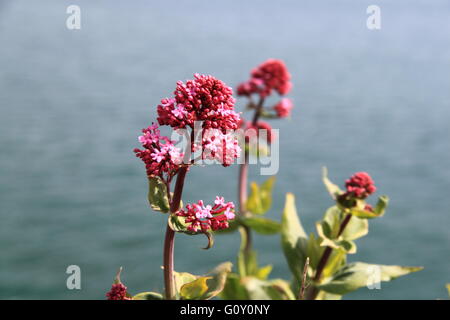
178;262;233;300
220;273;249;300
280;193;309;283
242;277;295;300
202;232;214;250
306;233;324;273
246;182;263;214
341;215;369;241
349;196;389;219
180;277;210;300
132;292;163;300
255;265;273;280
373;195;389;216
323;206;369;241
322;250;347;279
317;262;423;295
240;277;272;300
315;291;342;300
322;167;343;200
168;214;190;233
169;214;215;248
241;216;281;235
260;177;276;213
173;271;197;294
268;279;296;300
321;206;342;238
148;177;170;213
246;177;275;215
316;221;357;254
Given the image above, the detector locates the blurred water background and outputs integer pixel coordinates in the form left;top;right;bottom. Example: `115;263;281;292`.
0;0;449;299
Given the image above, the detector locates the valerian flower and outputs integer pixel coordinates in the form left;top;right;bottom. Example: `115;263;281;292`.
176;197;236;233
274;98;293;118
157;73;241;132
194;128;241;166
133;123;184;179
106;283;131;300
106;268;131;300
237;59;292;98
345;172;377;199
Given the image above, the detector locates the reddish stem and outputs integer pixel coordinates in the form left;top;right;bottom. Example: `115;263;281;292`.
307;213;352;300
163;165;189;300
237;97;265;270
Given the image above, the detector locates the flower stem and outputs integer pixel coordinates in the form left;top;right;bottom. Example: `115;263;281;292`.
163;224;176;300
163;165;189;300
237;97;265;274
252;97;265;126
238;156;252;260
307;213;352;300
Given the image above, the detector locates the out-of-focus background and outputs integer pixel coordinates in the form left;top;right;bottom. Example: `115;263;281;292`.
0;0;449;300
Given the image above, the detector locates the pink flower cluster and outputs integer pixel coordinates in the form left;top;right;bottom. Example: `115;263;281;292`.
237;59;292;98
134;124;184;178
345;172;377;199
274;98;293;118
195;129;241;166
106;283;131;300
176;197;235;233
157;74;240;132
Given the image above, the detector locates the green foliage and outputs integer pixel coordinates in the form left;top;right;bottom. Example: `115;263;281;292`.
221;273;250;300
219;169;422;300
280;193;308;283
168;214;214;249
168;214;191;233
322;167;343;200
221;275;295;300
241;277;295;300
315;206;368;254
246;139;270;158
246;176;276;215
241;216;281;235
148;177;170;213
180;277;210;299
348;196;389;219
132;292;163;300
316;263;423;295
175;262;232;300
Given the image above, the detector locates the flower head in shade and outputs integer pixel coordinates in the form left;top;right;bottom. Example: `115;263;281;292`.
345;172;377;199
106;267;131;300
195;128;241;167
157;74;240;132
237;59;292;98
106;283;131;300
274;98;293;118
134;124;184;179
176;198;236;233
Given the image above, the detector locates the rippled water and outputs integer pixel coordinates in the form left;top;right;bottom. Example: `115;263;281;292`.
0;0;449;299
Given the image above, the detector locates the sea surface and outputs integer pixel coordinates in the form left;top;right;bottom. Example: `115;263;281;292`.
0;0;449;299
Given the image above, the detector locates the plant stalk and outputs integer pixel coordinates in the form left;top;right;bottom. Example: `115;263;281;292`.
307;213;352;300
237;97;265;273
163;165;189;300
